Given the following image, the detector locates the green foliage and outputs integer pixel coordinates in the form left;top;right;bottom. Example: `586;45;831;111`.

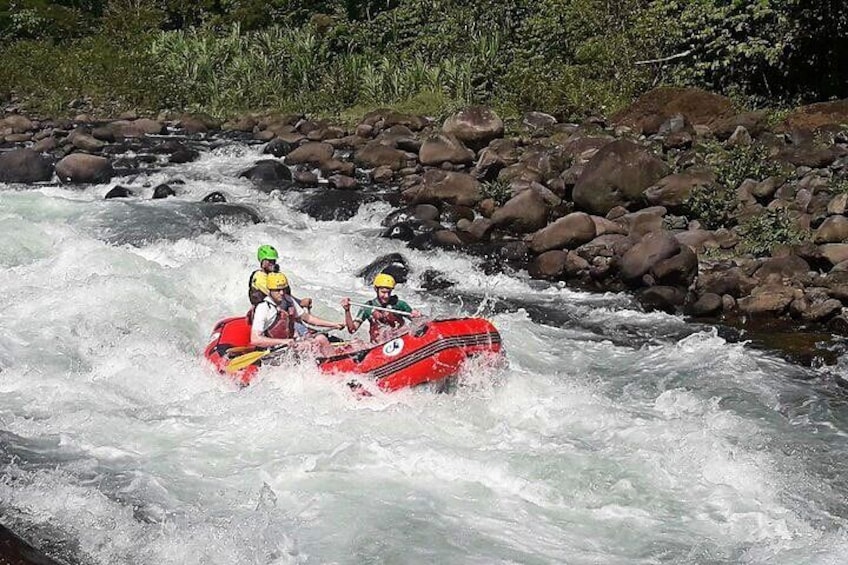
738;207;809;257
685;183;737;230
1;0;845;117
481;179;512;206
701;141;786;190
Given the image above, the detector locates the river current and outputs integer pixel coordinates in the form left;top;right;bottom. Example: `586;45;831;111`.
1;139;847;564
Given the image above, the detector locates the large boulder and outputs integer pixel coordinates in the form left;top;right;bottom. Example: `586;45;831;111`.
644;172;713;211
780;99;848;133
0;114;34;133
354;141;409;171
239;160;293;184
572;139;669;215
0;148;53;183
610;86;735;135
619;231;680;283
737;284;797;315
55;154;113;184
650;245;699;287
419;133;474;166
442;106;504;150
402;170;481;207
814;215;848;244
107;118;164;138
284;142;334;166
490;188;549;233
529;212;597;253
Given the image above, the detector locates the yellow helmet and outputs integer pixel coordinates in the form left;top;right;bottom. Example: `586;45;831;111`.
373;273;396;289
266;272;289;290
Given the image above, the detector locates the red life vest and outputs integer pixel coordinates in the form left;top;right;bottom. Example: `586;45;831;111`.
367;300;406;342
246;296;298;340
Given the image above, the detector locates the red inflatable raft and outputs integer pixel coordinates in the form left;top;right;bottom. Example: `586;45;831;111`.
204;315;503;391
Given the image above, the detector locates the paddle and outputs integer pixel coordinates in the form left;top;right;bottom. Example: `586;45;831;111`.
225;344;289;373
347;301;415;318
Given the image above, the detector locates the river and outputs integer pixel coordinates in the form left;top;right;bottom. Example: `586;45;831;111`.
1;138;847;564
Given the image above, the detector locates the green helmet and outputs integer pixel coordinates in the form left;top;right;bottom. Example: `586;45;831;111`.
257;244;279;262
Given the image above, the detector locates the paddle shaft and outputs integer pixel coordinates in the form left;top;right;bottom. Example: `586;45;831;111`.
347;301;413;318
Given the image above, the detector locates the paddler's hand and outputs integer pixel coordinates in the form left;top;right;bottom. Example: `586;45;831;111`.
411;310;423;318
335;322;346;330
300;297;313;309
341;297;351;311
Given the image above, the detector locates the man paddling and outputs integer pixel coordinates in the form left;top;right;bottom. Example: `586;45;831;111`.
341;273;422;343
250;272;343;356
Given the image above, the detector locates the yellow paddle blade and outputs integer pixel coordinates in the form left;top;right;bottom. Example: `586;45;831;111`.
225;346;256;357
225;349;271;373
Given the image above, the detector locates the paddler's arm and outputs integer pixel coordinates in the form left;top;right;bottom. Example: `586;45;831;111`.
341;298;363;333
301;311;345;331
395;299;422;318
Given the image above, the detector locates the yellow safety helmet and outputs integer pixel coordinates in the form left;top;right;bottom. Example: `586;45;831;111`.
266;272;289;291
373;273;396;289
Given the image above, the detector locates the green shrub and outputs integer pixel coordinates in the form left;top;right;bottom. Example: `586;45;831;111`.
481;179;512;206
738;208;809;257
685;183;737;230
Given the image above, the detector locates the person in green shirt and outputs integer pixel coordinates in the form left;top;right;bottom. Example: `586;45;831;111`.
341;273;422;343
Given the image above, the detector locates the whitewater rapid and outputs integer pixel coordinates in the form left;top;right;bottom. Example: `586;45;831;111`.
2;140;848;564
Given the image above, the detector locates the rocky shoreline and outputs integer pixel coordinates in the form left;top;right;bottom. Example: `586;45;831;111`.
2;87;848;368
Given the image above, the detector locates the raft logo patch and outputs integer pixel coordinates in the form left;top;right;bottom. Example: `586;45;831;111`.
382;338;404;357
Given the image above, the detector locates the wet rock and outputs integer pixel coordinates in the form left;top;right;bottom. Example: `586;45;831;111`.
419;269;456;290
573;139;670;215
168;144;200;164
737;284;796;315
753;255;811;283
55;153;113;183
443;106;504;150
529;250;568;279
284;142;334;166
371;165;394;183
382;222;417;241
402;170;482;207
107;118;164;138
239;159;292;184
356;253;409;284
687;292;723;316
0;148;53;183
105;185;133;199
328;174;358;190
468;218;494;241
638;286;686;314
490;188;549;233
619;231;680;284
433;229;464;249
70;131;105;152
293;169;319;186
152;183;176;199
203;191;226;203
575;234;633;262
298;189;377;221
651;245;698;287
529;212;597;253
697;267;757;298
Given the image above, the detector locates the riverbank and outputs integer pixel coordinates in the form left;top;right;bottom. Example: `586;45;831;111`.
3;87;848;368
